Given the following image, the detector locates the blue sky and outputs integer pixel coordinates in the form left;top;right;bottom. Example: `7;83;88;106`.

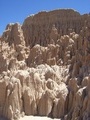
0;0;90;35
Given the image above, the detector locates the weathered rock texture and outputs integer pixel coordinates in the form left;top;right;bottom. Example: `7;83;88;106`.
0;9;90;120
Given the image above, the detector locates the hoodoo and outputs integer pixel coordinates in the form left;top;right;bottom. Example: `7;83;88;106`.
0;9;90;120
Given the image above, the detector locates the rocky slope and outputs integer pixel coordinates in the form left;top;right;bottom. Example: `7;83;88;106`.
0;9;90;120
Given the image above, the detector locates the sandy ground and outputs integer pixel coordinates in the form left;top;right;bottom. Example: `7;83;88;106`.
19;116;60;120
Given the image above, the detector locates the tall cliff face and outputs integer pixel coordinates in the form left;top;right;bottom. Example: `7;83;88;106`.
0;9;90;120
22;9;90;47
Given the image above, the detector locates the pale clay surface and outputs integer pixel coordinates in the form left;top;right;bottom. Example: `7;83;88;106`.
20;116;59;120
0;9;90;120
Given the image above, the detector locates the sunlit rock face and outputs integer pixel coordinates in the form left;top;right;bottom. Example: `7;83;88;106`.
22;9;90;47
0;9;90;120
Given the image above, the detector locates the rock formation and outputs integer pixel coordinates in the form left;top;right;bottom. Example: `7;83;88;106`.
0;9;90;120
